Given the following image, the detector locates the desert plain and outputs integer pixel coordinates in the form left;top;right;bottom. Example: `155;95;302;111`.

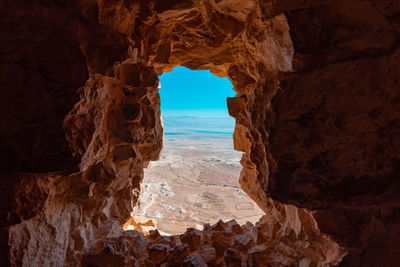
135;115;264;235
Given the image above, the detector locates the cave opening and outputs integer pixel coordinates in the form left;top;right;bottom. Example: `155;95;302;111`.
4;0;397;264
126;67;263;235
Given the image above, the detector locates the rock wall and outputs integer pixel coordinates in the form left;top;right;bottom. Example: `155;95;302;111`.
266;2;400;265
2;64;163;266
1;0;399;266
0;0;88;174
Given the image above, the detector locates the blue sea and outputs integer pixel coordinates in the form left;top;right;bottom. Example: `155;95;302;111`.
162;109;235;140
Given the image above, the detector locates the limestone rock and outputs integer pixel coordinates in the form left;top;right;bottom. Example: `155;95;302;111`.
0;0;88;174
76;212;343;266
1;0;399;265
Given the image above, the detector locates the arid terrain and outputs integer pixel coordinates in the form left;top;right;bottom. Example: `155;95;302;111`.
137;123;264;235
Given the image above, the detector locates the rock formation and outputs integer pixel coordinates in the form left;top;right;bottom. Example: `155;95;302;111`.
1;0;399;266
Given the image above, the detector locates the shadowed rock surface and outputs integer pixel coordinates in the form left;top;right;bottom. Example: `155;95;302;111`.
0;0;399;266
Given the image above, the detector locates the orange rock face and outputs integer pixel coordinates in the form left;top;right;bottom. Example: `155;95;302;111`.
83;215;343;266
1;0;399;266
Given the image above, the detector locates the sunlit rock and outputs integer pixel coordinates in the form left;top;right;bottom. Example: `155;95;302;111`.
1;0;399;265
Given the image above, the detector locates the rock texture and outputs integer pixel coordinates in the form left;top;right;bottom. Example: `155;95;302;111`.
84;215;343;266
0;0;88;174
2;62;163;266
265;2;400;265
1;0;399;266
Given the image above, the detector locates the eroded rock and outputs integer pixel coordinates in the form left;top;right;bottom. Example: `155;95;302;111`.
1;0;399;265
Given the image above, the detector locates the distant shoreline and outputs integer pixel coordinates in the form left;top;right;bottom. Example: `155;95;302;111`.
162;109;232;118
165;130;233;136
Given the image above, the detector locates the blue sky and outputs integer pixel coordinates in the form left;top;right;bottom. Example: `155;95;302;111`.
159;67;235;116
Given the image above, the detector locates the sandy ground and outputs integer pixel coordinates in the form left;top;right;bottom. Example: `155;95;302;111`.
137;133;264;235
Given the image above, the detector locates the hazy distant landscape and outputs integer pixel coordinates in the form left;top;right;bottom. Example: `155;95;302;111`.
137;111;264;235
